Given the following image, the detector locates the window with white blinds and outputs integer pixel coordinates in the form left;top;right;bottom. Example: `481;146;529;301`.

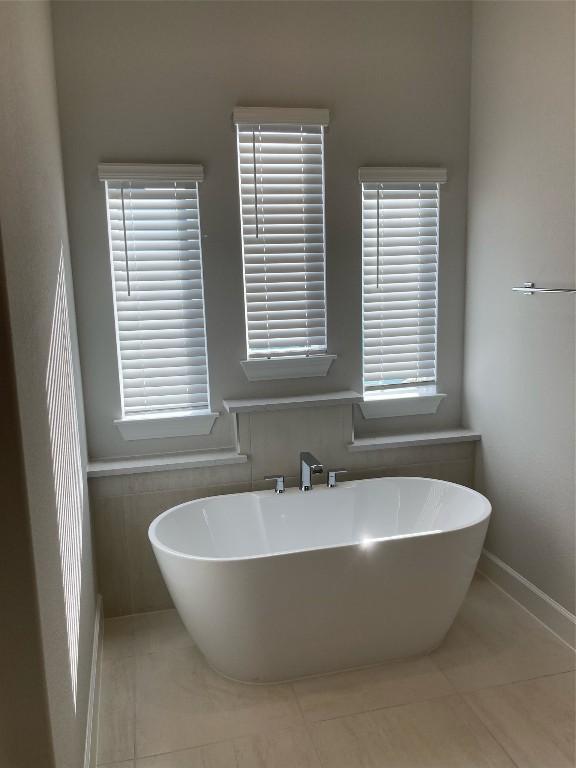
234;107;329;359
99;164;210;418
360;168;447;396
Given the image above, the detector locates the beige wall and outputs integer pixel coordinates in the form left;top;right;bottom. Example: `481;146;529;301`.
464;1;575;611
91;407;476;617
0;2;97;766
51;0;473;460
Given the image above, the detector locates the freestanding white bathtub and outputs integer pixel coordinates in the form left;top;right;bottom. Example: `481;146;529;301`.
149;477;491;683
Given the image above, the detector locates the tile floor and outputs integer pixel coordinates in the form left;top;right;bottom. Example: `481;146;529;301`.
97;575;575;768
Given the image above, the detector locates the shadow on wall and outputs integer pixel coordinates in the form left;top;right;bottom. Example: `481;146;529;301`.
46;247;84;711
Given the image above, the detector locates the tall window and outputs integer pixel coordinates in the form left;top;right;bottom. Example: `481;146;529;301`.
99;164;210;420
234;108;329;360
360;167;446;397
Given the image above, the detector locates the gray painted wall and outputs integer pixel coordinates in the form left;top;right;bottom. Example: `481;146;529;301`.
0;3;97;766
464;1;575;612
51;0;473;460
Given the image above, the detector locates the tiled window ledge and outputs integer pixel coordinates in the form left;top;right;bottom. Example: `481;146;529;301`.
87;449;248;478
348;429;481;452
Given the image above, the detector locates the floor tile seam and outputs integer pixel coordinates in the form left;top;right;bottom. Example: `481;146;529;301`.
303;720;330;768
129;608;179;620
422;653;459;692
128;642;197;664
102;671;573;766
290;679;310;726
133;738;233;763
131;643;305;758
119;675;575;762
444;666;576;695
103;651;137;662
103;639;197;661
479;574;576;652
130;652;137;764
306;690;523;768
101;626;136;662
296;690;461;726
290;682;326;767
97;655;137;766
110;651;574;760
103;615;136;625
455;692;522;768
132;721;314;763
265;651;447;687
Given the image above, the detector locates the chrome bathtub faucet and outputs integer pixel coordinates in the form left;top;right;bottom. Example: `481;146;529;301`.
299;452;324;491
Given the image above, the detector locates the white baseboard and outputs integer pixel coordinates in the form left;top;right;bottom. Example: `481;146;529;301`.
84;595;103;768
478;550;576;650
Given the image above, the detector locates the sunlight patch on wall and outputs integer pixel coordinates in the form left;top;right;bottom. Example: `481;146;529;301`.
46;253;84;709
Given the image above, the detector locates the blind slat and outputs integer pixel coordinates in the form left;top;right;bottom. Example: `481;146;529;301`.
237;122;328;358
362;179;440;392
104;178;210;415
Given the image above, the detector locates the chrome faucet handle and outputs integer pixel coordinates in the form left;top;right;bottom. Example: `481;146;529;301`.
327;469;348;488
264;475;285;494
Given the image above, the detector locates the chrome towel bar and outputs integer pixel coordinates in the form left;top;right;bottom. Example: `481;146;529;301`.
512;282;576;295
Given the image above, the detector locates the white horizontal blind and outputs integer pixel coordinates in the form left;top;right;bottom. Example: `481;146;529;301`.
103;177;210;416
362;179;441;393
236;121;327;358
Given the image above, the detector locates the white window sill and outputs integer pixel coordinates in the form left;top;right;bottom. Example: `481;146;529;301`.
241;354;336;382
348;429;481;452
359;386;446;419
87;448;247;477
115;410;218;440
223;390;362;414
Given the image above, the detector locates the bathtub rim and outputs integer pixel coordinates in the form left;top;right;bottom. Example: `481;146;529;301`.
148;476;492;564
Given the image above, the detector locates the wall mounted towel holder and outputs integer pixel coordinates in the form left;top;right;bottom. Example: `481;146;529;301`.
512;282;576;295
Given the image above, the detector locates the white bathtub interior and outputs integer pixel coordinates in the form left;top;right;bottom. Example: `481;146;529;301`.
151;477;491;561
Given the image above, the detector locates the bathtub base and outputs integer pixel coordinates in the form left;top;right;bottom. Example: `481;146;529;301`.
155;524;486;684
206;642;446;686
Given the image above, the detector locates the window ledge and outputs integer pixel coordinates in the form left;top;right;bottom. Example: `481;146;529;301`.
223;390;362;414
115;410;218;440
359;387;446;419
241;354;336;382
87;448;247;478
348;429;481;453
